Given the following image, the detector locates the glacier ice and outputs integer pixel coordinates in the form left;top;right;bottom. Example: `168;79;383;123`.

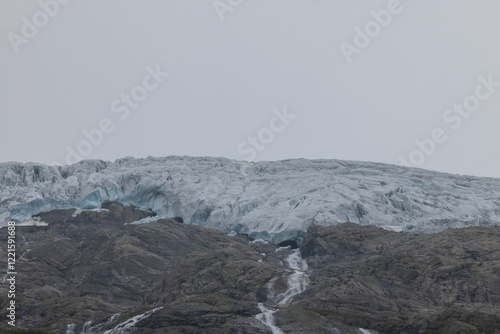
1;156;500;243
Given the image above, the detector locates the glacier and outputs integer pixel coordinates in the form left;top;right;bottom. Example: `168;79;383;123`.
1;156;500;243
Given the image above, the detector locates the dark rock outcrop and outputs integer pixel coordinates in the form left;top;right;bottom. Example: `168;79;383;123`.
278;240;299;250
2;207;500;333
0;204;290;333
281;223;500;334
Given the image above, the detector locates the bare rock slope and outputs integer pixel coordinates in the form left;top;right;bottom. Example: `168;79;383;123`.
286;223;500;333
1;204;499;333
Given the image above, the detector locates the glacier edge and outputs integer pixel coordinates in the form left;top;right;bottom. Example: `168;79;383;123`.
1;156;499;243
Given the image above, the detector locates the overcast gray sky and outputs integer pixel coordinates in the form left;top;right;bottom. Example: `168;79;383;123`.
1;0;500;178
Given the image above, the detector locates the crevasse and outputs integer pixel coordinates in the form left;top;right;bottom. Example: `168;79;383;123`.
1;156;500;243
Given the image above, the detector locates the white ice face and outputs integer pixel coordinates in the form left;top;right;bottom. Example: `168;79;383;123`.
1;156;499;243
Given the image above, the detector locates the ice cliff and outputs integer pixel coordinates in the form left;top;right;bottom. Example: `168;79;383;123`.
1;156;500;243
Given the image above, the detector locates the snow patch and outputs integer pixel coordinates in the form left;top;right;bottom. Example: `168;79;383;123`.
72;208;109;218
0;218;48;229
128;215;160;225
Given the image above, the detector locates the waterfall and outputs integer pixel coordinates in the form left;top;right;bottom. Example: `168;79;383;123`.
64;307;161;333
103;307;163;334
81;321;92;333
256;250;309;333
256;303;285;334
64;313;121;334
65;324;76;334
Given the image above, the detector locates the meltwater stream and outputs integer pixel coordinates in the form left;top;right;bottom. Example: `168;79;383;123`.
65;307;162;334
256;250;309;334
